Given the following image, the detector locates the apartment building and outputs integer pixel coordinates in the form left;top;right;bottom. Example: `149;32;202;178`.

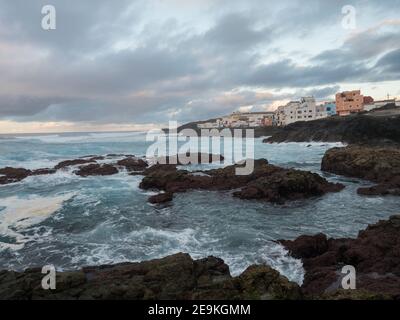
277;97;320;126
336;90;364;116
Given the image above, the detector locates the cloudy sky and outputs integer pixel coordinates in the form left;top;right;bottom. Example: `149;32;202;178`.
0;0;399;133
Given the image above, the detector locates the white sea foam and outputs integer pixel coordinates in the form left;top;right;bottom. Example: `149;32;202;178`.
0;193;75;250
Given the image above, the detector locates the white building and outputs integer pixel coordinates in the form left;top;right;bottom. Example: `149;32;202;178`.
275;97;327;126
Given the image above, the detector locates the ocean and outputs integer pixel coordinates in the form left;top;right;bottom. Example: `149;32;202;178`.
0;131;399;285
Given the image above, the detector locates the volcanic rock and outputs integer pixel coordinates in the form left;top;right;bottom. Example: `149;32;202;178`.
139;159;344;204
55;159;97;170
0;253;301;300
156;153;224;165
117;157;148;172
148;192;174;204
322;146;400;196
280;215;400;299
0;167;32;184
75;164;118;177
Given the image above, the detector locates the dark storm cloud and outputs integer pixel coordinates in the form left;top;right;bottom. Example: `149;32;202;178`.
376;49;400;74
0;0;399;126
0;95;70;117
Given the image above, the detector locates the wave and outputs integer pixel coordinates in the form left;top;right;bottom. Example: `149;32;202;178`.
14;131;146;144
0;193;75;250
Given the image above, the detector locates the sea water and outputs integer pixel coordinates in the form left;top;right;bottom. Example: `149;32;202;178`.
0;131;399;285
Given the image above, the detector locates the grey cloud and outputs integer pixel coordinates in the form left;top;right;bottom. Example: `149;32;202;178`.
0;0;400;126
204;13;271;50
376;48;400;74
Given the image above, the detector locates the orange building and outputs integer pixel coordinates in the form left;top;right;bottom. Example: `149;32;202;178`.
335;90;364;116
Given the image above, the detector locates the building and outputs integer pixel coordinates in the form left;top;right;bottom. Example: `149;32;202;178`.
275;105;286;126
276;97;322;126
324;102;336;116
336;90;364;116
197;111;275;129
363;99;397;112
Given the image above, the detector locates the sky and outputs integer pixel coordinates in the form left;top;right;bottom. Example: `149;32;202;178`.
0;0;400;133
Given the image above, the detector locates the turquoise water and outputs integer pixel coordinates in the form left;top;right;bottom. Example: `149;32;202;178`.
0;132;399;284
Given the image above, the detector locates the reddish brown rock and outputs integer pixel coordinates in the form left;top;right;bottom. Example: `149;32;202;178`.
139;159;344;204
280;215;400;299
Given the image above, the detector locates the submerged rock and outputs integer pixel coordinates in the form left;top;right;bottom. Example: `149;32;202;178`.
280;215;400;299
322;146;400;196
139;159;344;204
0;253;301;300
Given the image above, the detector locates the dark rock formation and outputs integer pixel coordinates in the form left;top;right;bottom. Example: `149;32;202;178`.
156;153;224;165
148;192;174;204
0;253;301;300
55;159;97;170
280;215;400;299
140;159;344;204
0;167;31;185
117;157;148;172
264;113;400;145
75;164;119;177
31;168;57;176
321;146;400;196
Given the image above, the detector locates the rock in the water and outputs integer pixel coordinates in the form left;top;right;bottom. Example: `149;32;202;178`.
31;168;57;176
0;167;32;184
0;253;301;300
280;215;400;299
139;159;344;204
55;159;97;170
117;157;148;172
156;153;224;165
322;146;400;196
148;192;174;204
75;164;118;177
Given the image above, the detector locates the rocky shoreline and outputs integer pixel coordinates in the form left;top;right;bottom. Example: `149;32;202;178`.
1;144;399;300
1;215;399;300
263;112;400;146
0;154;344;205
321;145;400;196
280;215;400;300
